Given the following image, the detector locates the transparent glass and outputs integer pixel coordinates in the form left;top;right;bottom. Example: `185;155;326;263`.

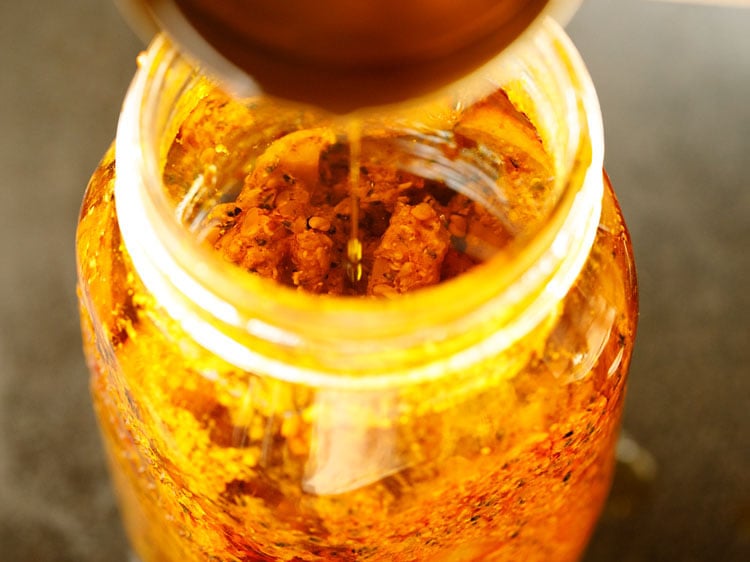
77;19;637;562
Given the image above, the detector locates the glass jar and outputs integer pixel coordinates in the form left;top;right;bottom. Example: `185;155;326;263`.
77;18;637;562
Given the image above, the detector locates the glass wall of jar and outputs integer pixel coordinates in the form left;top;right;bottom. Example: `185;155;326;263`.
77;19;637;562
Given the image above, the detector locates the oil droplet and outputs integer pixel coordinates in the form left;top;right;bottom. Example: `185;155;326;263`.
346;237;363;282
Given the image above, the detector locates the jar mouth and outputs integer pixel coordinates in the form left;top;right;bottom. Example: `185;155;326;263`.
114;19;603;386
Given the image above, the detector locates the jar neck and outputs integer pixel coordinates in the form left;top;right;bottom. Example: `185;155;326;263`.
114;20;603;389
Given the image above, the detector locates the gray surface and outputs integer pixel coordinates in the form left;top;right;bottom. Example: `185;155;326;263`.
1;1;748;561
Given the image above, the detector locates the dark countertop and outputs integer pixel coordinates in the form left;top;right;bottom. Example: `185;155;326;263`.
1;1;748;560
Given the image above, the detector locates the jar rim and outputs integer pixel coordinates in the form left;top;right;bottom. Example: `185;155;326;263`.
114;19;604;387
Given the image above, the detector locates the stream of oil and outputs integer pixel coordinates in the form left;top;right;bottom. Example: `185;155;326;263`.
345;119;364;284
